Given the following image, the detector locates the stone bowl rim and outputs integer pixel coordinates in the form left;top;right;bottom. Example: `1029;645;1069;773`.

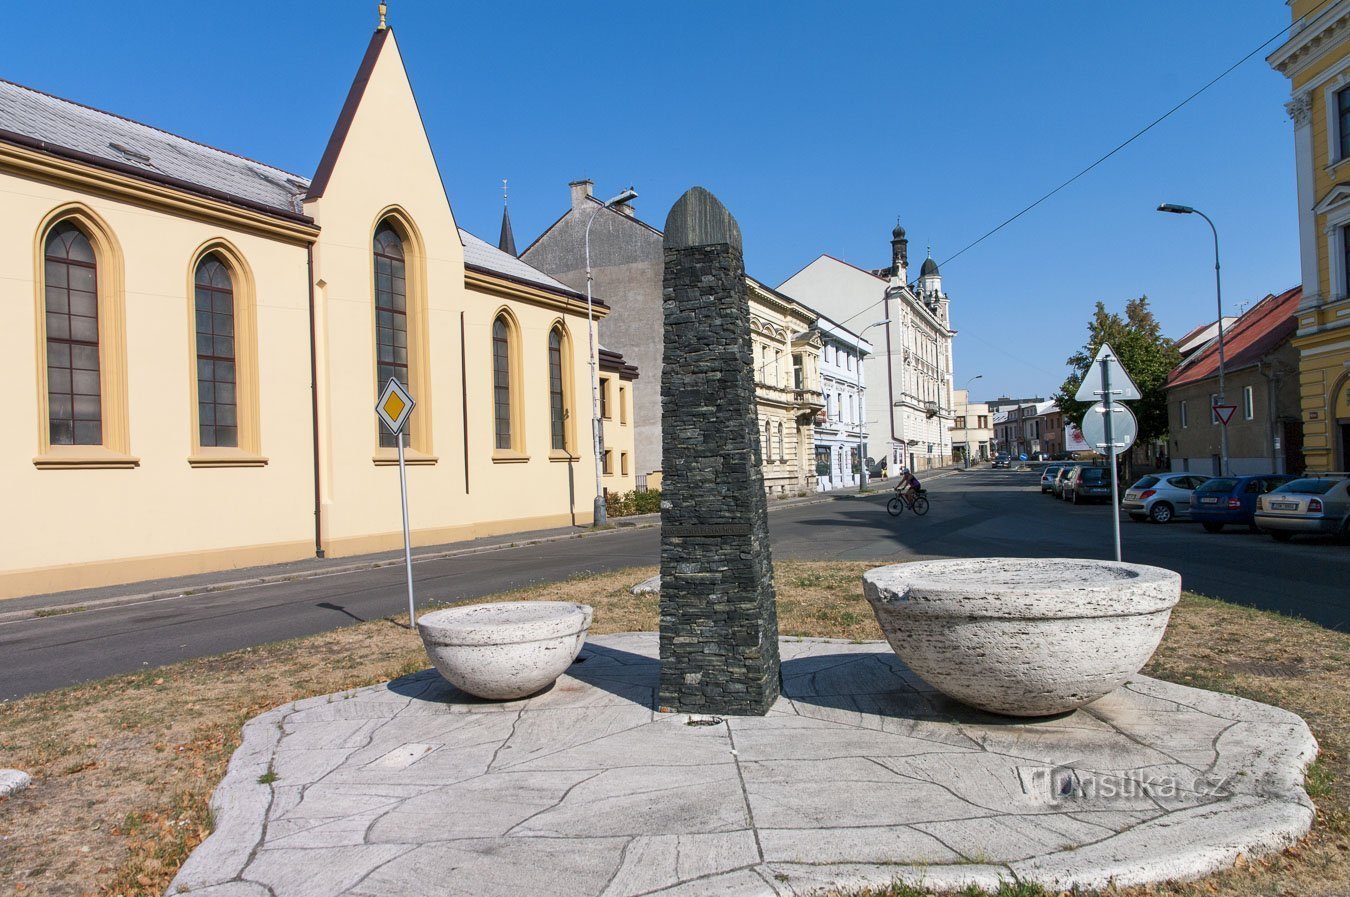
416;601;592;647
863;558;1180;621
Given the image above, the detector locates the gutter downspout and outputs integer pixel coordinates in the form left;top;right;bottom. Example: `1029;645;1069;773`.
883;287;902;461
307;245;324;558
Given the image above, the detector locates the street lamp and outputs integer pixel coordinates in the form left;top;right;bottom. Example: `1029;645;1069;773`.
584;186;638;526
961;374;983;467
1158;203;1227;476
857;319;890;491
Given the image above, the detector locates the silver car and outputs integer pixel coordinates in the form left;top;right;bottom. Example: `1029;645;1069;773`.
1122;473;1210;523
1254;476;1350;542
1041;465;1063;494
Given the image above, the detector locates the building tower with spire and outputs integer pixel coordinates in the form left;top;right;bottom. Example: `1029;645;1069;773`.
497;178;517;256
778;219;958;473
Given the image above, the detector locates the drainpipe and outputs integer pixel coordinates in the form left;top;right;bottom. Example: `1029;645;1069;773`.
307;245;324;558
1259;360;1283;474
883;287;901;463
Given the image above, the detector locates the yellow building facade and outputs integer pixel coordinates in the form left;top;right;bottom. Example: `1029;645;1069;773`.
1269;0;1350;471
0;24;617;598
747;280;825;496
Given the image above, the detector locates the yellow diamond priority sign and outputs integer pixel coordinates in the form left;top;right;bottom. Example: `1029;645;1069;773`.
376;377;415;436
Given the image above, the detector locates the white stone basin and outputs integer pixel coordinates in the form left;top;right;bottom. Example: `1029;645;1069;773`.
863;558;1181;717
416;601;593;700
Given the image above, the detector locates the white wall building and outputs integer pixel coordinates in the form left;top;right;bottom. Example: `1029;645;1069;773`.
779;223;957;472
812;316;873;490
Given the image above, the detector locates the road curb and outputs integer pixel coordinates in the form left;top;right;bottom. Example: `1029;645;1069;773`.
0;491;855;624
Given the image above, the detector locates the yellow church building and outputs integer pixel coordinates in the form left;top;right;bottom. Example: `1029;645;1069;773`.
0;19;632;598
1269;0;1350;472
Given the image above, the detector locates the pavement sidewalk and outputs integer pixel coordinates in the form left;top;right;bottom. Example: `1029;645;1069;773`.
1;468;970;623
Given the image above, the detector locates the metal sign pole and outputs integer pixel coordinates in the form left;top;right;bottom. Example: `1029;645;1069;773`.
397;428;415;627
1101;355;1122;563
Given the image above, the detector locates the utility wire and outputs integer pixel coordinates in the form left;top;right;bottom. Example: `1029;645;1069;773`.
936;0;1330;271
832;0;1329;333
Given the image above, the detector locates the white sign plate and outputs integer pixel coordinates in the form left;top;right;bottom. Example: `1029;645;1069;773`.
376;377;415;435
1075;343;1142;403
1081;401;1138;453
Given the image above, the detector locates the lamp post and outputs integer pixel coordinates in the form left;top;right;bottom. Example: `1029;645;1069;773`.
856;319;890;491
584;186;638;527
961;374;983;467
1158;203;1227;476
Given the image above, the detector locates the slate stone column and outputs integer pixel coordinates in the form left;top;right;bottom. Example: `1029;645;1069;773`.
658;186;781;716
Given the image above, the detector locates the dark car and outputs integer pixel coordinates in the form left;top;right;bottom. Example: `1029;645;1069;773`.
1189;475;1297;533
992;453;1011;469
1066;466;1113;504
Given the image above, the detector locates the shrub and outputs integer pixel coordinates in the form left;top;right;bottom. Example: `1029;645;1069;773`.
605;488;661;518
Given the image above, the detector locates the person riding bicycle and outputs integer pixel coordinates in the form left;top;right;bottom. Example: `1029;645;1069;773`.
895;467;921;505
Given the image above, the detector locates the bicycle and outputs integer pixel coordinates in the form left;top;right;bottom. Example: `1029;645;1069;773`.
886;487;929;517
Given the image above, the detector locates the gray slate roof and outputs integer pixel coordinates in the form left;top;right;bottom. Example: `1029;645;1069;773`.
0;78;310;216
0;77;580;299
460;228;579;297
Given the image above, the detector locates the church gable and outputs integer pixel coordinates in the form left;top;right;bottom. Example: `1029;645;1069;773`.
303;27;457;245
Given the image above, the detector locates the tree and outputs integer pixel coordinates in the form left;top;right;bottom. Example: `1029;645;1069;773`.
1055;296;1180;446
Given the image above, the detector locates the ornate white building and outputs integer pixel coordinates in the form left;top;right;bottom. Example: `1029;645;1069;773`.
812;316;872;490
779;223;956;471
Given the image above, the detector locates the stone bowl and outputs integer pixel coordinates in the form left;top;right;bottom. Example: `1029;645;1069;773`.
863;558;1180;717
416;601;593;700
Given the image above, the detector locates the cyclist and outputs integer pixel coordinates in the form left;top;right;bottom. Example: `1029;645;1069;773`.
895;467;922;507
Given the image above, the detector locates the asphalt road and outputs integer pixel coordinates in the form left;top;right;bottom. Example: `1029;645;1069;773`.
3;467;1347;700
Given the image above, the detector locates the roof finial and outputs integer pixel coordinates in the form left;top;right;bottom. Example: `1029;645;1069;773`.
927;243;931;259
502;177;509;205
377;1;388;30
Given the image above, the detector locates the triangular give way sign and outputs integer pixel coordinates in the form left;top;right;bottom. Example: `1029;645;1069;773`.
1074;343;1142;403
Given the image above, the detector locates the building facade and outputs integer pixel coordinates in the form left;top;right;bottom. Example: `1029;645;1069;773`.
950;389;993;464
813;316;873;489
522;181;825;495
1269;1;1350;472
778;226;956;472
0;22;620;598
1167;287;1304;476
598;347;640;494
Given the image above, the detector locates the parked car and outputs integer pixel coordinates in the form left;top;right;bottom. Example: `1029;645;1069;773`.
1254;475;1350;542
1122;473;1210;523
1040;465;1063;494
1189;475;1297;533
992;453;1011;469
1066;466;1113;504
1053;465;1081;499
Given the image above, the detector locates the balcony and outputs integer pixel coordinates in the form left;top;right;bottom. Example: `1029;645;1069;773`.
793;388;825;412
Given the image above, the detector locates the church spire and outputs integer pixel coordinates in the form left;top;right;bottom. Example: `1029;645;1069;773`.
498;178;518;257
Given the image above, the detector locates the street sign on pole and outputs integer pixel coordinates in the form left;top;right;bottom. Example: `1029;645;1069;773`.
1081;402;1138;454
376;378;418;628
1213;404;1237;426
1075;343;1142;403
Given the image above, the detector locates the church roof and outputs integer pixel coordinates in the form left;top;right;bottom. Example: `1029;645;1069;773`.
920;257;940;277
0;76;312;221
460;228;586;300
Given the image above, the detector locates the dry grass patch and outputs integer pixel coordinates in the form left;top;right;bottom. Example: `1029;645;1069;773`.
0;561;1345;897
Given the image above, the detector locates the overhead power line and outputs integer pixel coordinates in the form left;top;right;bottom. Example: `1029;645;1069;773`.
831;0;1330;333
935;0;1332;271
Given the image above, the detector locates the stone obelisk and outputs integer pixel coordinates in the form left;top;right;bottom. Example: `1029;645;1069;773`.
658;186;781;716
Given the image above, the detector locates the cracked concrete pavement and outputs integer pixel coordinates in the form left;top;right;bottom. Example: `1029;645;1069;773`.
170;634;1318;896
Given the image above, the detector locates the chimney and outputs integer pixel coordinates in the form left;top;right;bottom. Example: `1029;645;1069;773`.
569;179;594;210
617;202;636;217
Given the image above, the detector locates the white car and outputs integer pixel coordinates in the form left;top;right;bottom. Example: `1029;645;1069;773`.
1122;473;1210;523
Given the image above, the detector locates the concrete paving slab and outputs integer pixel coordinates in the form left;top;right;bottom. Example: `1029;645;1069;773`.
170;635;1318;896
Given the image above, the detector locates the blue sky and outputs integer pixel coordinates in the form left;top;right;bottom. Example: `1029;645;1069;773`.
3;2;1300;400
